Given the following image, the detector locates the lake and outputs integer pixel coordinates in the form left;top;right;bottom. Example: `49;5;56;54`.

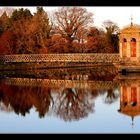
0;67;140;133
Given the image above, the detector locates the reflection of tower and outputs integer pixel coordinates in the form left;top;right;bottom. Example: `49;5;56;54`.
118;80;140;127
131;116;134;128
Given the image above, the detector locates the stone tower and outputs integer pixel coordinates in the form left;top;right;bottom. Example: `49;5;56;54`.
119;23;140;63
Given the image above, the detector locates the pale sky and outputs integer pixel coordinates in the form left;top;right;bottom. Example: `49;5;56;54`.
1;6;140;29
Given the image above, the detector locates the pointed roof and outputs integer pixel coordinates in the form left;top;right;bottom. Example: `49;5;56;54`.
120;24;140;33
118;110;140;117
118;110;140;127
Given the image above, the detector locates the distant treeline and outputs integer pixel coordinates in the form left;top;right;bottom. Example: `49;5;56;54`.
0;7;119;54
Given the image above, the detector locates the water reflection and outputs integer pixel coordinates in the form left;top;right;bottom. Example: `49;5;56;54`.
103;89;119;104
0;67;120;122
0;79;118;121
117;73;140;126
1;67;140;126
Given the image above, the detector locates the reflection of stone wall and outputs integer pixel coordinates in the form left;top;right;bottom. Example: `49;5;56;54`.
0;66;118;81
3;78;120;90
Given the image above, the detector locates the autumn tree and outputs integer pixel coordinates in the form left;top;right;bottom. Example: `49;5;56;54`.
72;27;88;53
85;25;120;53
5;7;52;54
53;7;93;52
0;19;3;36
102;20;120;53
10;8;32;21
0;12;10;36
96;33;113;53
6;10;31;53
85;27;100;52
30;6;52;53
0;12;11;54
48;34;69;53
0;31;13;54
0;7;14;17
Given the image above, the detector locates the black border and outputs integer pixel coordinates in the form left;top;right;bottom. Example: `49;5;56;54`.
0;0;140;136
0;0;140;6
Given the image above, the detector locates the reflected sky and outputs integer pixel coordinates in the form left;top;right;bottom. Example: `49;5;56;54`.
0;68;140;133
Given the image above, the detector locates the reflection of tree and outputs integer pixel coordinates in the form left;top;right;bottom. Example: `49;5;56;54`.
0;77;119;121
103;88;119;104
0;83;95;121
0;83;52;118
50;88;95;122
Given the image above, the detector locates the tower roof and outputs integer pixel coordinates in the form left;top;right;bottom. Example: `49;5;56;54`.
118;110;140;117
118;110;140;127
120;24;140;33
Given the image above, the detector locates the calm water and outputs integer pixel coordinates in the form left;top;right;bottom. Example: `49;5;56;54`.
0;67;140;133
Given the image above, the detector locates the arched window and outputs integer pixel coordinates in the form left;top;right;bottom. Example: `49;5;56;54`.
131;38;136;57
131;87;137;106
123;38;127;42
131;38;136;42
122;38;127;57
123;86;128;106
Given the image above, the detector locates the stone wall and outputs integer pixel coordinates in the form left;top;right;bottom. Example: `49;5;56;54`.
0;53;120;63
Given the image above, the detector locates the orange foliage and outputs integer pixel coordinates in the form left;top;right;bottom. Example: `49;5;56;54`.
48;34;69;53
51;34;62;42
0;31;12;54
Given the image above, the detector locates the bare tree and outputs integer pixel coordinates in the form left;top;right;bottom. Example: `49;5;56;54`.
53;7;93;50
102;20;119;35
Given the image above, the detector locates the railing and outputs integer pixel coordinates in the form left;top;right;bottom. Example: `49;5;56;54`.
0;53;120;63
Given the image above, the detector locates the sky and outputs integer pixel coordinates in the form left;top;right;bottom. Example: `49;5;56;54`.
1;6;140;29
